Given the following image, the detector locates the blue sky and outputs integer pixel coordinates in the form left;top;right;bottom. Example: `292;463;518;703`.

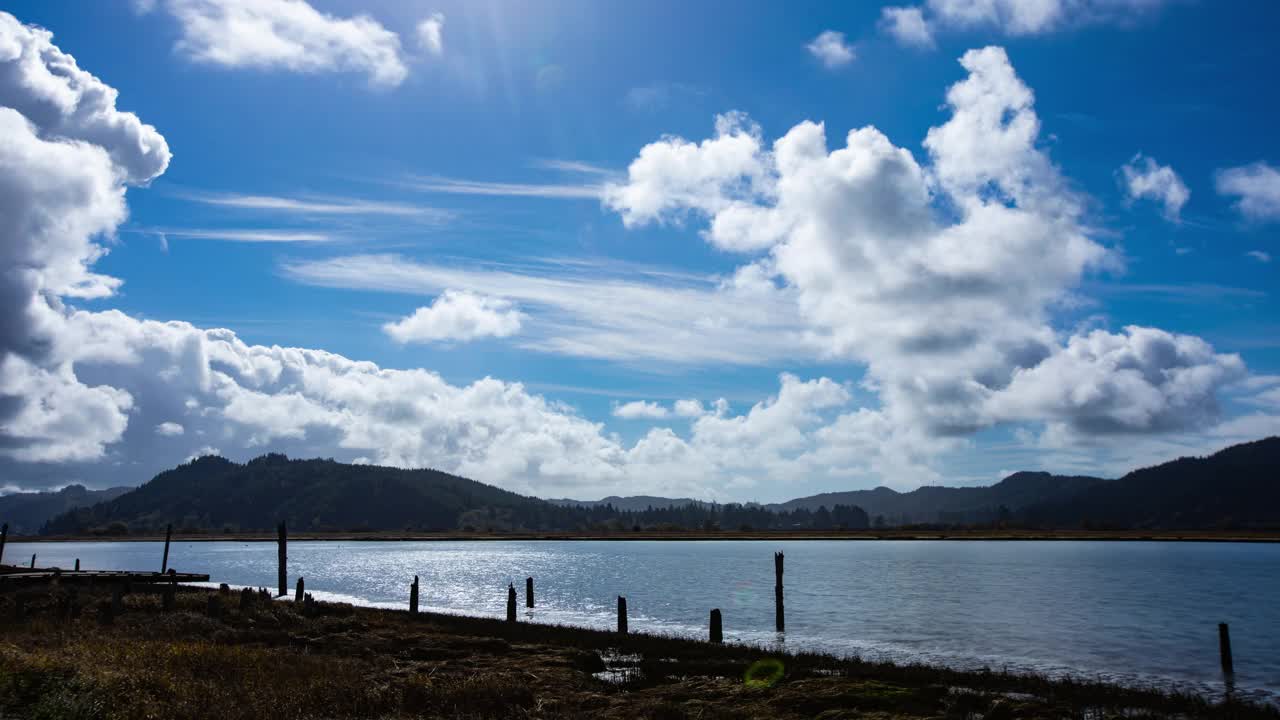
1;0;1278;501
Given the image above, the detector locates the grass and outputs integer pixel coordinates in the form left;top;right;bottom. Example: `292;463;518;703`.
0;584;1275;719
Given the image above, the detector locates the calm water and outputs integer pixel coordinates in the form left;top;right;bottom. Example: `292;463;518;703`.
10;539;1279;702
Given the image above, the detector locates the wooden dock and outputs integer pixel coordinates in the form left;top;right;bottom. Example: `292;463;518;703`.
0;566;209;587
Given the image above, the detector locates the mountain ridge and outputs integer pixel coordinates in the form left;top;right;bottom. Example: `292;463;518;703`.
28;437;1280;534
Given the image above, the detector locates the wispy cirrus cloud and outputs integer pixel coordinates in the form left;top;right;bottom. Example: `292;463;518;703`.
402;175;604;199
282;254;819;365
177;190;451;219
149;228;334;243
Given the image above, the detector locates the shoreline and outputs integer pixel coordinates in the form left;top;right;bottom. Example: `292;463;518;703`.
1;582;1274;719
15;528;1280;543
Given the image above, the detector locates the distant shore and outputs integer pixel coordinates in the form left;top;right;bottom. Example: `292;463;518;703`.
18;528;1280;543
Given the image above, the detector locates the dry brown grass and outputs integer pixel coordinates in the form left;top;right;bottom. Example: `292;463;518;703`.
0;586;1274;720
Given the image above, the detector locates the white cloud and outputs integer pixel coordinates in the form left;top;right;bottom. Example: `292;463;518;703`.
0;12;170;461
383;290;524;344
674;399;707;417
1247;250;1272;263
156;421;185;436
1119;153;1189;222
603;46;1245;458
165;0;408;87
416;12;444;56
1215;162;1280;223
613;401;669;420
880;6;936;48
880;0;1169;45
806;30;856;68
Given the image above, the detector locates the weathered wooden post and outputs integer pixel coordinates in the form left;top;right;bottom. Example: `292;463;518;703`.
295;576;305;604
161;523;172;573
774;551;785;633
98;599;114;625
526;576;535;608
30;553;36;569
1219;623;1235;676
0;522;7;565
277;521;287;597
74;558;80;572
506;583;517;623
710;608;723;644
206;594;222;620
410;575;420;614
304;592;315;616
617;596;628;635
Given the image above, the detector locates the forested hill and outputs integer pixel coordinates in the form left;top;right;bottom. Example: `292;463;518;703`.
768;471;1107;525
1022;436;1280;529
0;485;131;535
41;454;590;535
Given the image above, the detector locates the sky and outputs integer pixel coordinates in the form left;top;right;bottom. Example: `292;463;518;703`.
1;0;1278;502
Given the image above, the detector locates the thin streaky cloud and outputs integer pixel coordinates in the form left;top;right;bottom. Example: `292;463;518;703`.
148;228;334;243
530;158;617;176
281;253;819;366
177;191;450;219
403;175;603;199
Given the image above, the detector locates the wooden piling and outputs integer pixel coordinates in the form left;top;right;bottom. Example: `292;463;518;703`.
0;522;7;565
774;551;785;633
526;576;535;608
410;575;419;614
277;521;287;596
30;553;36;569
295;576;305;603
710;608;723;644
1219;623;1235;676
161;524;172;573
304;592;315;616
506;583;517;623
617;596;628;635
98;599;114;625
74;558;80;571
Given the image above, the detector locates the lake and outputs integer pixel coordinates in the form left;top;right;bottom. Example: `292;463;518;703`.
8;539;1278;703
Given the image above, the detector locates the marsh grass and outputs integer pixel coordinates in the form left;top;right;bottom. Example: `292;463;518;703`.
0;586;1275;719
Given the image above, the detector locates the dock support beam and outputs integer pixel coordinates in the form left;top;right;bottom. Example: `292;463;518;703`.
161;524;172;573
617;596;628;635
1219;623;1235;677
526;576;535;608
710;608;723;644
295;576;305;604
774;551;785;633
277;521;287;597
506;583;517;623
410;575;419;614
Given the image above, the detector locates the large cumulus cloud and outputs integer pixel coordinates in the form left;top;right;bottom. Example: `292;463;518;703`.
604;47;1246;456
